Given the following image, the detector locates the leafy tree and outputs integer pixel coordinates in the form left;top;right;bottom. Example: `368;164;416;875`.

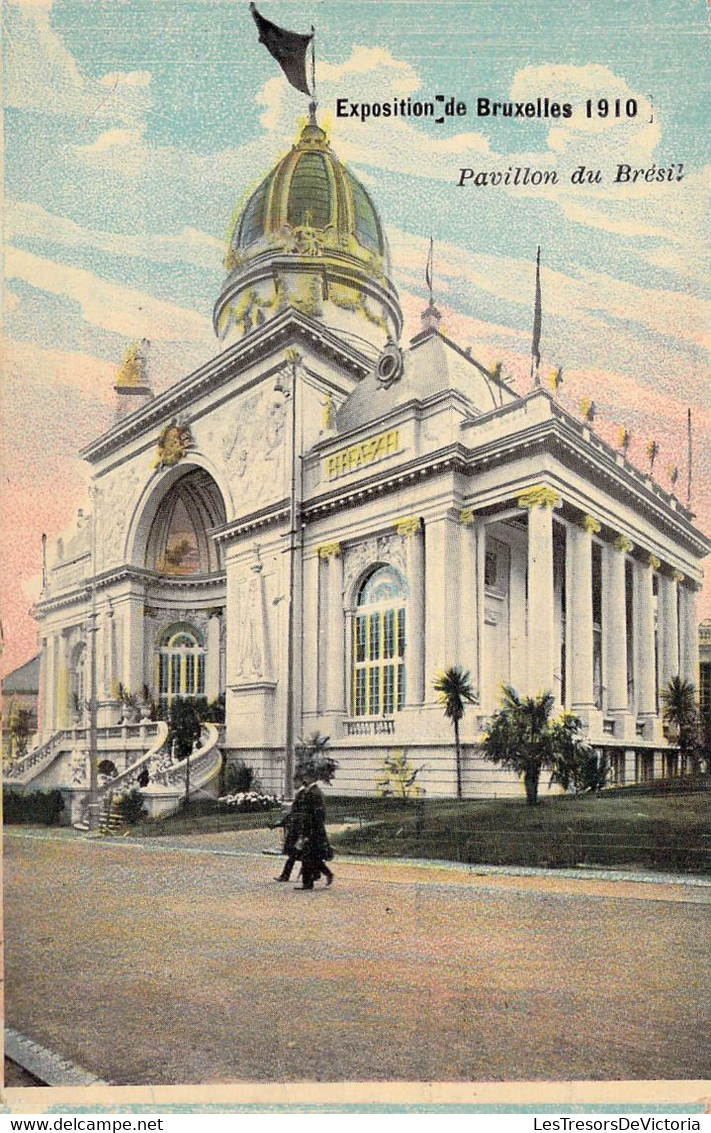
167;697;202;806
661;676;700;774
549;715;608;794
480;685;591;806
295;732;339;784
375;748;425;802
433;666;477;799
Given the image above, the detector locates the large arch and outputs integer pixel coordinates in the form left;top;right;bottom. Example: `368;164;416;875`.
125;459;231;574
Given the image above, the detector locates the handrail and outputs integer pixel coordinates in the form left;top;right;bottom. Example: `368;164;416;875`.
145;724;221;794
4;729;70;781
97;721;170;800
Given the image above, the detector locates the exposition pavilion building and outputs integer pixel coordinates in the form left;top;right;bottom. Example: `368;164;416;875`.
9;114;710;817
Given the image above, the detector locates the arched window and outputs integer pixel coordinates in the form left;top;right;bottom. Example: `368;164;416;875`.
157;625;205;703
353;565;407;716
146;470;225;576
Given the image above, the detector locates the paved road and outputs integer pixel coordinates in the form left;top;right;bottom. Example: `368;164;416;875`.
4;829;710;1085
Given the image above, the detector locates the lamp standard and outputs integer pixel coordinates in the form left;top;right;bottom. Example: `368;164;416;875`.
86;484;101;831
274;349;302;800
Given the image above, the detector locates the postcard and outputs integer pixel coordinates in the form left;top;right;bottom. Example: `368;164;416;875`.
2;0;710;1116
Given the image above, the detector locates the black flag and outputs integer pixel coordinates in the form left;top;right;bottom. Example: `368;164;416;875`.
250;4;313;96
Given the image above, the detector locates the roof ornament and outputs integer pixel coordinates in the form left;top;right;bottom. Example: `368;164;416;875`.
375;340;404;388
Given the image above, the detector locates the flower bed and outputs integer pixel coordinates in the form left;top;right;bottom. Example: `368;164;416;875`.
217;791;281;813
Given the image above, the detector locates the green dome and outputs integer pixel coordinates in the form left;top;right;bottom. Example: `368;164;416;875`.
226;121;388;269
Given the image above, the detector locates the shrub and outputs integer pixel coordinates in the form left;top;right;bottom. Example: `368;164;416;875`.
114;788;148;826
375;748;425;802
217;791;280;813
3;788;65;826
295;732;339;784
224;760;258;794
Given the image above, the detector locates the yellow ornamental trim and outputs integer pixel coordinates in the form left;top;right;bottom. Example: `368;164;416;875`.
580;514;601;535
612;534;634;554
317;542;341;560
153;421;193;471
516;485;561;510
671;569;685;583
647;553;661;571
459;507;475;526
395;517;420;538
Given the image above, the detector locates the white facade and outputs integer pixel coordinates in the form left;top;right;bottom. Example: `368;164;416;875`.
16;118;711;809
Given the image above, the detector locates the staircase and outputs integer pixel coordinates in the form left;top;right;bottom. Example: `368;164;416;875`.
99;791;125;835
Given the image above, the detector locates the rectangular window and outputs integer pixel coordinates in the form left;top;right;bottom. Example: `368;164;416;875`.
383;665;395;715
383;610;395;659
368;666;381;714
369;612;380;661
397;608;406;658
354;668;366;716
397;663;406;711
159;654;169;697
186;653;195;695
198;653;205;696
170;655;181;695
485;550;498;588
355;616;366;663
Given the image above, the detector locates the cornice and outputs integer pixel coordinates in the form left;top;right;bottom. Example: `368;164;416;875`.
81;310;372;465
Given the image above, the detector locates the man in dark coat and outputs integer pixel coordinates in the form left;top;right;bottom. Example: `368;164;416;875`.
272;779;305;882
294;773;333;890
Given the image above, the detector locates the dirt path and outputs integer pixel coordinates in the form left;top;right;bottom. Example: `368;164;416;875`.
5;830;710;1085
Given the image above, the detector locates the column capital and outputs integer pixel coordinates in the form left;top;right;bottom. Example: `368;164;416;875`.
317;541;341;559
394;516;420;538
517;485;561;510
578;514;601;535
458;507;475;526
645;553;661;571
671;569;685;583
612;533;634;554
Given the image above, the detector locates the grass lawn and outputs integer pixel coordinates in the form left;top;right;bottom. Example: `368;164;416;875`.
330;790;711;873
126;788;711;873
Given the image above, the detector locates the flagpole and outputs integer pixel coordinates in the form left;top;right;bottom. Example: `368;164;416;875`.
531;245;542;387
687;407;693;506
310;25;316;114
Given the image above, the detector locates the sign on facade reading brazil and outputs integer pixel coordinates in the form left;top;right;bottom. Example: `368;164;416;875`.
324;428;401;480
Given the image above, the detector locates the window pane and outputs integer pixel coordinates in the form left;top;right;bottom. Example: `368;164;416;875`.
159;654;169;697
368;667;380;715
397;663;406;711
186;653;195;695
355;669;366;716
383;665;394;714
355;616;366;663
383;610;394;659
198;653;205;695
369;612;380;661
397;608;406;658
170;655;180;695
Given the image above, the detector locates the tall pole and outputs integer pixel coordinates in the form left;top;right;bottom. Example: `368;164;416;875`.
687;407;693;506
282;350;301;800
87;484;100;831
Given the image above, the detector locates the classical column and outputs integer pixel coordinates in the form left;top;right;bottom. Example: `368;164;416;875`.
458;509;478;691
403;517;425;704
319;543;344;715
569;516;599;713
55;631;70;729
633;553;658;719
423;513;459;698
205;609;222;702
122;598;145;694
603;535;632;716
518;486;559;695
658;570;680;688
679;581;700;685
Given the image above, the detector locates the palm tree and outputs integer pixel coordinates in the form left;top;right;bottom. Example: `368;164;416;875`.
433;666;477;799
482;685;557;806
661;676;700;774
